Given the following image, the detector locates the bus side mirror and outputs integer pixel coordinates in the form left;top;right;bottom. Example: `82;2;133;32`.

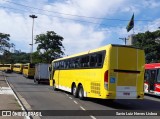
48;66;51;72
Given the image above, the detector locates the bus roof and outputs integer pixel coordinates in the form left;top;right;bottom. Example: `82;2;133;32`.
145;63;160;69
53;44;143;62
14;63;23;65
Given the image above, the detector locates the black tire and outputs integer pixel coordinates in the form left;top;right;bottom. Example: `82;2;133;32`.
106;99;115;104
78;85;84;100
34;79;40;84
37;79;40;84
53;81;57;91
72;85;78;98
34;78;37;83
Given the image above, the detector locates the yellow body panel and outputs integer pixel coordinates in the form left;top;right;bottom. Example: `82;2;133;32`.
22;63;35;77
0;64;3;71
0;64;13;72
50;44;145;99
13;63;23;73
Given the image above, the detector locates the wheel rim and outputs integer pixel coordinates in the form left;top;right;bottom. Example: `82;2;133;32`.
53;83;56;89
79;87;83;98
73;86;76;95
79;89;82;98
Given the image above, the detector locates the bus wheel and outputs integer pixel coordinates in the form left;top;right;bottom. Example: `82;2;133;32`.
53;84;57;91
53;81;57;91
37;80;40;84
72;85;78;98
34;79;40;84
78;85;84;100
34;78;37;84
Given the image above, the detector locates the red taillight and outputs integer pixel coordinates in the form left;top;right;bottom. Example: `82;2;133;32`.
104;70;108;83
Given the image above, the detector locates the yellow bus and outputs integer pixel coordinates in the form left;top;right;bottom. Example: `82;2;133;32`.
23;63;35;78
0;64;13;73
0;64;3;71
13;63;23;74
49;44;145;100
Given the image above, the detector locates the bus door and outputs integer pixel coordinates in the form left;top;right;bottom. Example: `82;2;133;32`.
145;68;160;95
154;69;160;95
144;70;150;93
49;64;56;86
149;70;157;92
51;62;60;88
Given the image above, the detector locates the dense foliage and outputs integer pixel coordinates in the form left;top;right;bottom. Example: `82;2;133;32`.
0;31;65;64
0;33;12;53
132;30;160;63
0;33;15;63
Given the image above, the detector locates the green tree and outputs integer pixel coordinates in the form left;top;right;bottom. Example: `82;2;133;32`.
0;33;10;53
0;33;15;63
132;30;160;63
34;31;65;63
32;51;43;63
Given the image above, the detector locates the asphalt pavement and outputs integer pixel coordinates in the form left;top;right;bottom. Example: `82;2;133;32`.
2;72;160;119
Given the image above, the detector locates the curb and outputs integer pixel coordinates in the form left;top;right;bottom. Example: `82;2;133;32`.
4;72;31;119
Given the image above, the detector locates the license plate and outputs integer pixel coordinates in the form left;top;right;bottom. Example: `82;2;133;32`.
123;92;130;95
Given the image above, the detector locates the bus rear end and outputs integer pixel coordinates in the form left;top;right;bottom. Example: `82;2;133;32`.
4;64;13;73
105;45;145;99
28;63;35;77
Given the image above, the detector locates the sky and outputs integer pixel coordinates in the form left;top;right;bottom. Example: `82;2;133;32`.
0;0;160;56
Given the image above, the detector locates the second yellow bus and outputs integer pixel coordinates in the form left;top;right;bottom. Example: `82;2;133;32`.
23;63;35;78
13;63;23;74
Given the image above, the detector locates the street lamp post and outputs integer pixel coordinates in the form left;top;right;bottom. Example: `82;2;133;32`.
29;14;37;63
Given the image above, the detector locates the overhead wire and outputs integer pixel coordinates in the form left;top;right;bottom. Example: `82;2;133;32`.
0;5;123;28
2;0;151;21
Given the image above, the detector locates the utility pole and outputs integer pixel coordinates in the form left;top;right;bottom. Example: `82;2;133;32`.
119;37;127;45
29;15;37;63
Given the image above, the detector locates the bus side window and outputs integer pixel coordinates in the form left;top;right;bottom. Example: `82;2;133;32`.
81;56;89;68
144;70;150;82
90;54;97;67
69;59;74;68
53;63;56;69
97;54;103;67
157;69;160;83
56;62;59;69
65;60;69;69
151;70;156;83
63;60;66;69
74;58;80;68
60;61;65;69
